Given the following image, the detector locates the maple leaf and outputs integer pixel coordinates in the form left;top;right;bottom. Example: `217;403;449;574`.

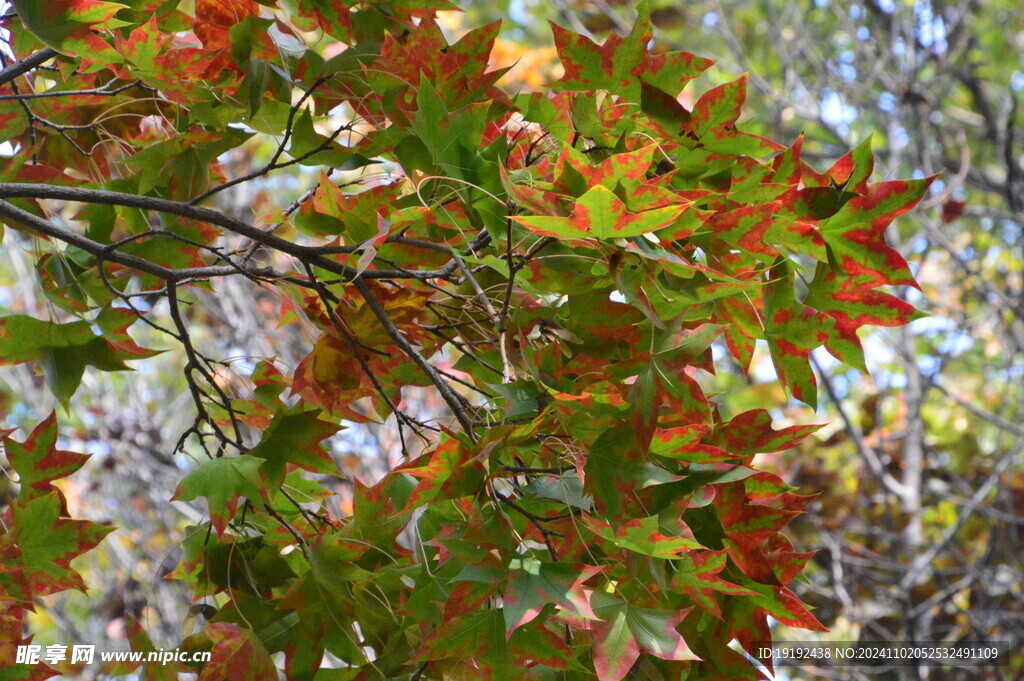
549;2;711;101
0;536;30;606
819;176;937;286
298;175;401;241
716;481;804;556
691;76;746;139
707;203;778;261
338;282;434;348
414;610;509;676
585;515;702;559
762;259;835;406
670;550;756;619
512;185;688;240
415;608;575;676
248;405;339;490
590;595;699;681
724;582;827;664
409;78;494;183
1;413;89;509
371;19;508;111
171;457;267;535
278;573;363;665
290;333;374;421
114;16;166;72
801;135;876;191
198;623;278;681
396;437;486;511
690;75;783;155
193;0;260;52
763;535;817;584
680;611;770;681
12;493;113;596
10;0;128;55
805;263;927;363
0;310;160;406
548;144;659;196
1;600;56;681
712;409;823;459
650;424;738;464
502;557;601;634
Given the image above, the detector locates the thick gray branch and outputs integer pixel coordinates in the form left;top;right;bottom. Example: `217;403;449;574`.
0;48;57;87
0;184;462;281
0;199;276;282
0;183;357;265
1;199;180;279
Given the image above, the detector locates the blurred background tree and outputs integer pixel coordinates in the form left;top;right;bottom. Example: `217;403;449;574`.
1;1;1021;679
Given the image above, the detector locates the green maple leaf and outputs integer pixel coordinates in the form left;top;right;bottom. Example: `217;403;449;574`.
549;2;710;101
802;135;876;191
513;184;687;240
279;573;364;665
172;457;266;535
414;610;508;671
308;531;375;594
707;203;778;262
506;621;579;671
501;557;601;633
586;515;702;559
2;413;89;505
591;596;698;681
396;437;486;511
415;609;571;677
671;550;756;619
408;77;506;232
248;405;339;490
650;424;737;464
805;263;928;365
763;260;835;406
13;493;113;596
679;611;769;681
691;76;747;138
712;410;823;458
689;75;783;155
725;582;827;661
410;78;490;177
369;18;507;110
819;176;937;286
10;0;129;54
547;144;659;197
716;481;809;555
0;310;160;407
114;16;164;72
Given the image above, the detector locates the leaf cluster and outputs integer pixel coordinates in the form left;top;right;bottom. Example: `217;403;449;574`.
0;1;932;679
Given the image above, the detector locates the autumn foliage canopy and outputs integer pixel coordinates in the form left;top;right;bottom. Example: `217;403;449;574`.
0;0;933;679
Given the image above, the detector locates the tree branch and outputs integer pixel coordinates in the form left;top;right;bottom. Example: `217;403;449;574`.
811;355;907;499
0;198;317;286
350;277;477;438
0;47;57;87
0;184;466;281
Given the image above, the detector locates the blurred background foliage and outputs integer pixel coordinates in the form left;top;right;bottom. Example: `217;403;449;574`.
1;1;1021;679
